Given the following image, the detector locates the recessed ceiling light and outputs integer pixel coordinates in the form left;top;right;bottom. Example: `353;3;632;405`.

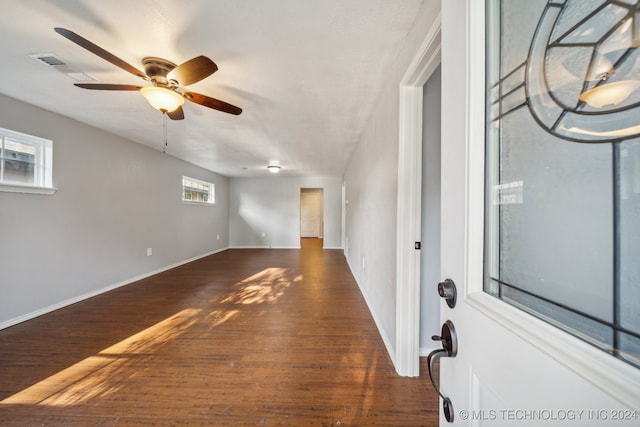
267;161;282;173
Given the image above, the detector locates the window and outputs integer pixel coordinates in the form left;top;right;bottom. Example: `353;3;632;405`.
0;127;54;193
484;0;639;368
182;176;214;204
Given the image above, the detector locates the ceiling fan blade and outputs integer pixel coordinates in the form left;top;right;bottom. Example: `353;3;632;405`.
184;91;242;115
167;56;218;87
74;83;142;90
54;27;147;80
167;106;185;120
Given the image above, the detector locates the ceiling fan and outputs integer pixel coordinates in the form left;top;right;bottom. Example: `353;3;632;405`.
54;27;242;119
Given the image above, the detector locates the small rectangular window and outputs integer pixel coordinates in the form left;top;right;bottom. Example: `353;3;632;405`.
0;128;54;193
182;176;214;205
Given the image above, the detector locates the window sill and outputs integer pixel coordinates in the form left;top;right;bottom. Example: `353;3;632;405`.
181;200;216;207
0;184;57;195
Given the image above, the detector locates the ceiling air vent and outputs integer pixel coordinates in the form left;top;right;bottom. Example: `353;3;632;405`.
29;53;67;67
28;53;96;83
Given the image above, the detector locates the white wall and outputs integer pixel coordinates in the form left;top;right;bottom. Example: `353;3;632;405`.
420;65;442;353
0;93;229;328
229;176;342;249
343;0;441;361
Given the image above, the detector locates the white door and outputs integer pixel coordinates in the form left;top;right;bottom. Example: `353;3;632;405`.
300;190;322;238
437;1;640;425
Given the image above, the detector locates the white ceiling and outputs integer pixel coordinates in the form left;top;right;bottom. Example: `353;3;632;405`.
0;0;424;177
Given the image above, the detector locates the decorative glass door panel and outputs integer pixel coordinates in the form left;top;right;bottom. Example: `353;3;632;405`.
484;0;640;368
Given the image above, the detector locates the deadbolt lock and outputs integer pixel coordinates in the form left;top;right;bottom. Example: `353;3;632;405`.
437;279;457;309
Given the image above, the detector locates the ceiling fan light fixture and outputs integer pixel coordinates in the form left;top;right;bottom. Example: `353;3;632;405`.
140;86;185;113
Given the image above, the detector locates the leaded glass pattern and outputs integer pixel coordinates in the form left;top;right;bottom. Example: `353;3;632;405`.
484;0;640;368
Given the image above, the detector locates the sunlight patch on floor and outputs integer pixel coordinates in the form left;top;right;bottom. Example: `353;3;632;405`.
207;308;240;326
1;269;305;407
0;308;201;407
221;267;301;305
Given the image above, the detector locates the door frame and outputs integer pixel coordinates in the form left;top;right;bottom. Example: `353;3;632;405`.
395;12;441;377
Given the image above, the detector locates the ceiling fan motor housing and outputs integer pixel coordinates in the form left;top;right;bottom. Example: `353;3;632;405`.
142;57;177;86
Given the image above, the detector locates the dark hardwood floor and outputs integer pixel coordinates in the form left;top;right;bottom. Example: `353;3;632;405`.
300;237;323;249
0;248;438;426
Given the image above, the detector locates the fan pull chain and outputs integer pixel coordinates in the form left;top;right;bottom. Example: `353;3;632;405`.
162;112;168;154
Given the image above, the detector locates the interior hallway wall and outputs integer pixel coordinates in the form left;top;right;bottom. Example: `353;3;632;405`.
342;0;441;363
420;64;442;353
229;176;342;249
0;93;229;328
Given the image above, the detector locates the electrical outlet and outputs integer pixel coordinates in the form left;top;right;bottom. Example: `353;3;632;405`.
216;234;220;240
147;248;152;257
261;232;266;237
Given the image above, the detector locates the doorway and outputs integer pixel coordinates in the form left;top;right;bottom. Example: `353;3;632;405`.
395;20;441;376
419;64;441;356
300;188;324;249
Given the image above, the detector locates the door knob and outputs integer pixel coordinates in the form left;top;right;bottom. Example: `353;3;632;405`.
438;279;457;308
427;320;457;423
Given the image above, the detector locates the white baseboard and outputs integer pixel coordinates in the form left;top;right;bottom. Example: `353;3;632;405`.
0;247;229;331
229;245;301;249
229;245;344;250
344;253;397;370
